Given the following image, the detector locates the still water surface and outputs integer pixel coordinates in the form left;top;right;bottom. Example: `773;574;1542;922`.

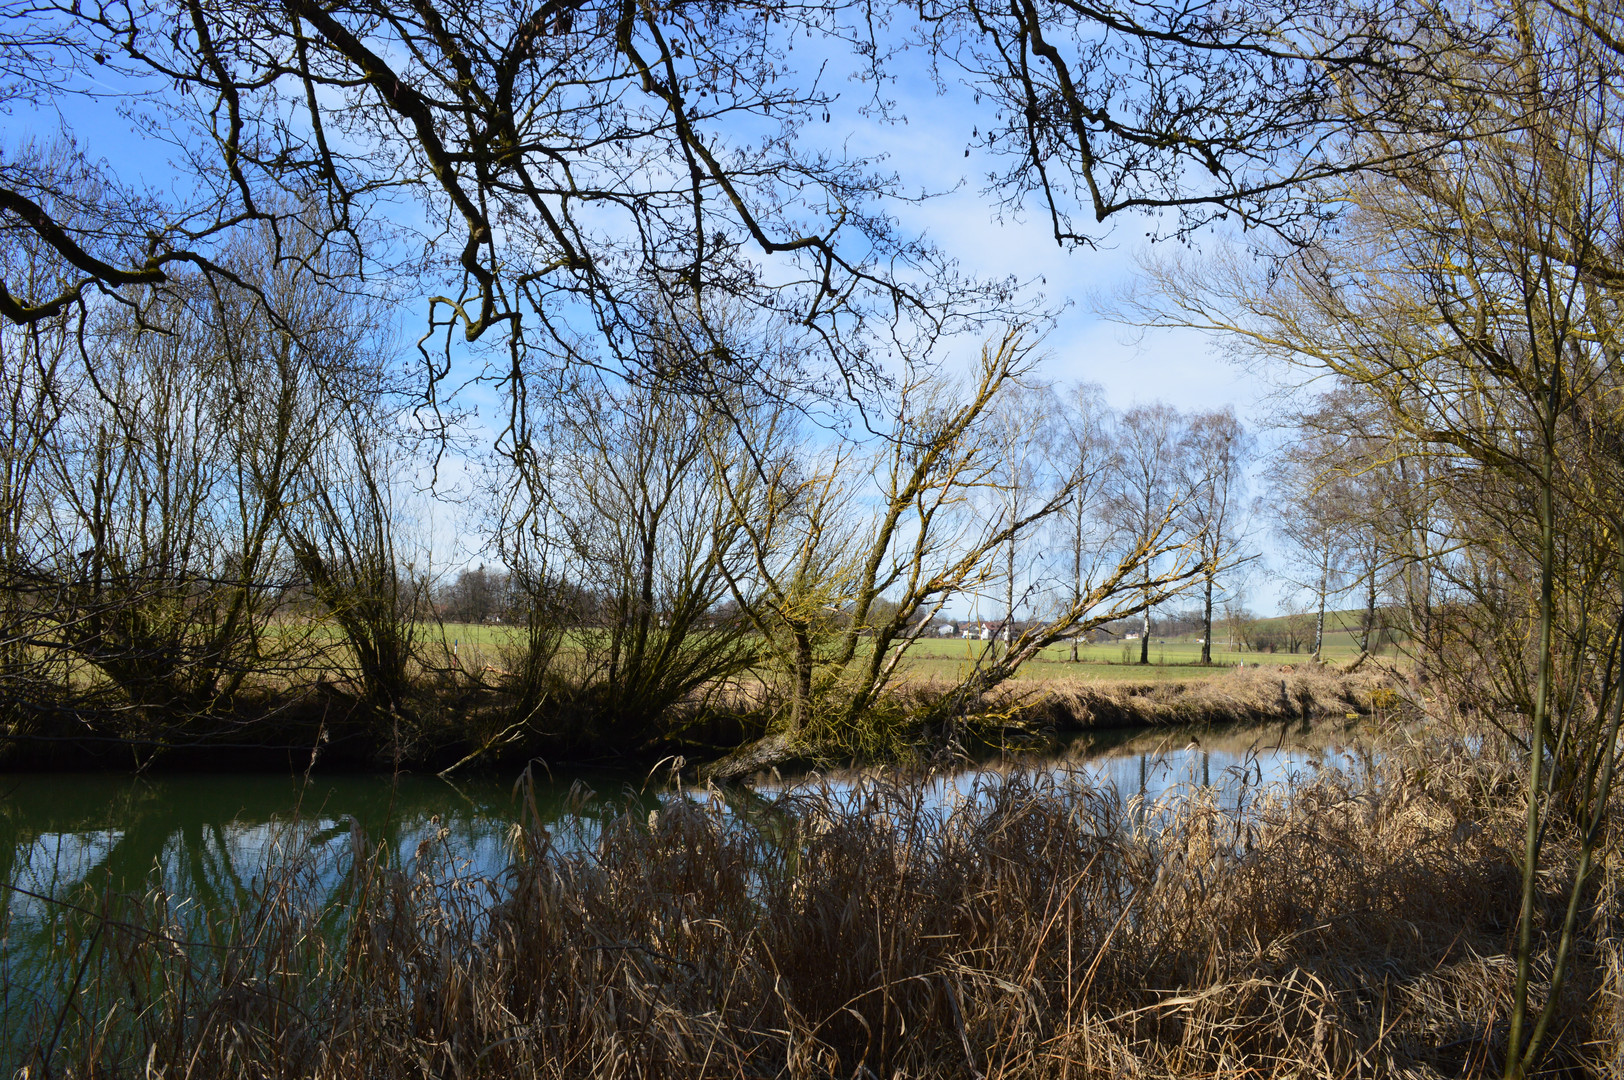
0;720;1372;1057
0;721;1371;915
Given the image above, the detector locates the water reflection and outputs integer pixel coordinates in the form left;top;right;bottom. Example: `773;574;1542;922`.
0;719;1371;1056
0;769;662;925
758;719;1372;822
1;722;1372;917
0;766;677;1063
1055;721;1370;810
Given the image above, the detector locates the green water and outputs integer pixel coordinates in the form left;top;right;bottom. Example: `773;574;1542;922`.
0;722;1371;910
0;766;673;1065
0;767;658;908
0;720;1372;1063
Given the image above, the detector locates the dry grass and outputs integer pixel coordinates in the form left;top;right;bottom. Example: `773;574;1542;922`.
1005;665;1402;730
6;727;1620;1078
700;665;1400;779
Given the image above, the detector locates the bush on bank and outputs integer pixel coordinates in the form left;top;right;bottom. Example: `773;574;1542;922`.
0;653;1394;775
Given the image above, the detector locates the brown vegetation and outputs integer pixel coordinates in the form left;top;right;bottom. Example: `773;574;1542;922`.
9;725;1619;1078
1022;666;1395;730
701;666;1397;781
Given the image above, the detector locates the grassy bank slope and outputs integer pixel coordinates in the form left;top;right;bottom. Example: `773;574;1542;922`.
1013;665;1395;728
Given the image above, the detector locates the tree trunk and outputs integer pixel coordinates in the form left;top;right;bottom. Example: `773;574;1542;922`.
1200;575;1214;665
1312;569;1327;660
1139;574;1151;665
1004;531;1016;659
789;630;814;733
1360;569;1377;653
1506;381;1558;1080
633;528;657;673
1070;515;1083;662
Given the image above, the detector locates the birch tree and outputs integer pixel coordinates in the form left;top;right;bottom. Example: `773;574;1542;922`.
1180;408;1256;665
1110;404;1191;664
1053;383;1116;662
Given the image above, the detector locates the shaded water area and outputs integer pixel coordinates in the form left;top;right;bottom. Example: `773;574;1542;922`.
0;719;1373;1058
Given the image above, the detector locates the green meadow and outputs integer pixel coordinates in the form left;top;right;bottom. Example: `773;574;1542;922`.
419;610;1399;687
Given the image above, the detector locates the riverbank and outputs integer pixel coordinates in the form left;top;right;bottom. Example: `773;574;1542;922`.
0;662;1398;776
5;723;1616;1078
703;664;1398;780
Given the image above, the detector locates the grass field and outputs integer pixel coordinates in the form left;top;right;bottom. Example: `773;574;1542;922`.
421;613;1401;686
898;636;1375;683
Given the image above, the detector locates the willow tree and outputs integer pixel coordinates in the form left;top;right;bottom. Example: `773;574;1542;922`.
710;330;1205;748
708;334;1046;737
534;367;762;744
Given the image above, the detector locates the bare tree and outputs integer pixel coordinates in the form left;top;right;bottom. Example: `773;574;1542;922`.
0;3;1019;424
1122;4;1624;1068
1052;382;1115;662
1266;435;1354;661
1221;586;1259;655
919;0;1473;248
0;231;72;706
1180;408;1256;664
284;395;427;760
0;0;1478;464
1288;388;1411;657
712;333;1047;735
436;566;507;625
537;364;760;745
31;258;349;731
1109;403;1190;664
714;331;1207;754
985;379;1062;654
710;405;858;736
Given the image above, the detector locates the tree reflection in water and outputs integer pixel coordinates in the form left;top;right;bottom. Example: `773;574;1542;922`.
0;720;1370;1064
0;767;665;1059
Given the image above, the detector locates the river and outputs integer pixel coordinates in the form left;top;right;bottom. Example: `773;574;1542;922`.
0;719;1370;914
0;718;1372;1059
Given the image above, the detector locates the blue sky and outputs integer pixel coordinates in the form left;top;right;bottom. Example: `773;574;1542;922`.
19;21;1271;422
792;34;1273;418
11;27;1295;612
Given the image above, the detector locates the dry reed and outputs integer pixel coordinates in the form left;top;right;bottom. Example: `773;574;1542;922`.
5;726;1619;1078
1009;665;1398;730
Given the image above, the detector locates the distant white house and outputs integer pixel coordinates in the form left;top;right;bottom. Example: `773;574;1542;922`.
1124;632;1140;641
938;623;958;636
